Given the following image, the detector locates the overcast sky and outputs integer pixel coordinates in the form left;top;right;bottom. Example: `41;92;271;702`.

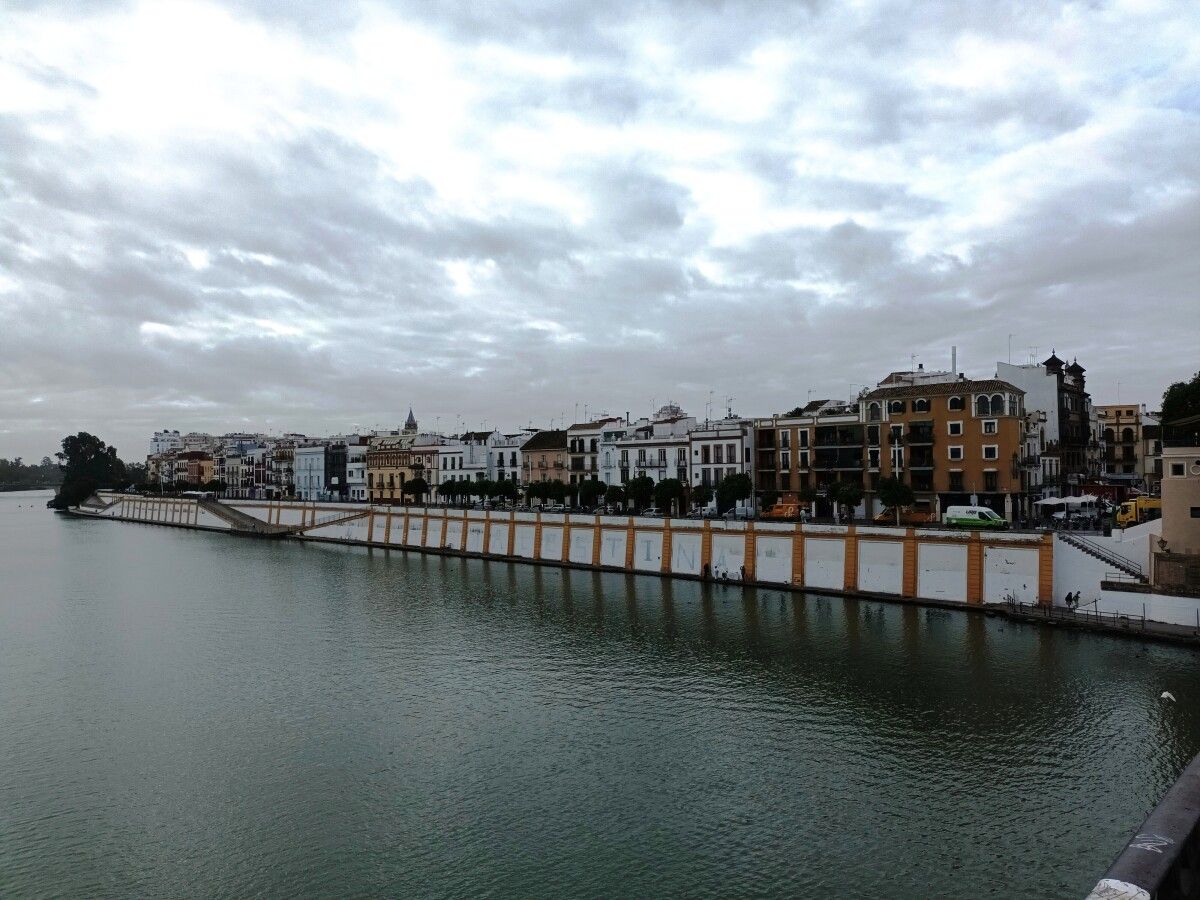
2;0;1197;460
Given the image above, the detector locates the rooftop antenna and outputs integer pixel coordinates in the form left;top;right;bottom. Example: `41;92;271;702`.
706;390;713;425
725;395;734;417
1008;333;1013;364
910;353;918;372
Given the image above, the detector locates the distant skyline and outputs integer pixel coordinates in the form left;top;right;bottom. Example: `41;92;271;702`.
2;0;1198;460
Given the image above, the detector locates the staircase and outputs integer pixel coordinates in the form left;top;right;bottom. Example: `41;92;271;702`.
198;500;291;537
1057;532;1148;583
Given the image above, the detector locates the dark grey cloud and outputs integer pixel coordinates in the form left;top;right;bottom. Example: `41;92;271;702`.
0;0;1197;460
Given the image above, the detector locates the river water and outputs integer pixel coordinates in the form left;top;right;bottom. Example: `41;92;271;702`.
3;489;1199;898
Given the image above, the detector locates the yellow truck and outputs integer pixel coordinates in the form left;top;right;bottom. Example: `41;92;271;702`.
1115;496;1161;528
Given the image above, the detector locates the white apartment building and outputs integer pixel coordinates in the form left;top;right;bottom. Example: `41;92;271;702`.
612;406;695;485
294;445;326;501
688;418;753;490
490;432;530;483
346;443;368;501
437;434;488;492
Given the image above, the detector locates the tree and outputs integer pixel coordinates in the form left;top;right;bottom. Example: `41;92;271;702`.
783;406;805;417
545;479;567;503
405;476;429;504
691;484;714;511
877;476;916;526
50;432;127;509
578;478;607;510
494;478;520;504
625;475;654;512
716;472;753;514
760;489;778;512
605;485;625;510
653;478;685;516
1161;371;1200;423
828;480;863;523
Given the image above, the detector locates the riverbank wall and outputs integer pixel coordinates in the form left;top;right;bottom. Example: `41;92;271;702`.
86;493;1055;608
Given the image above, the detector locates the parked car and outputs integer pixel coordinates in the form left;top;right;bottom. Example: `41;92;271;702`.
873;502;934;526
543;504;566;513
644;507;664;517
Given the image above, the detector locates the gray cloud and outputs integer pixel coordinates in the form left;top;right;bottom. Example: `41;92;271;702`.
0;0;1197;461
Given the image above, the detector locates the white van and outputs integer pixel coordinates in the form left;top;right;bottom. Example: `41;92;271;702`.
942;505;1008;529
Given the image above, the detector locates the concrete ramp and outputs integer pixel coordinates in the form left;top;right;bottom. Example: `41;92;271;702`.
292;508;371;534
198;500;291;537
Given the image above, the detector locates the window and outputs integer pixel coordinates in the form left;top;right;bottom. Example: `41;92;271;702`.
984;471;998;492
948;396;964;411
658;448;666;464
948;446;963;461
868;448;880;469
975;396;989;416
867;402;881;421
983;445;998;460
989;394;1004;416
781;431;791;449
867;425;880;446
1171;462;1185;477
713;445;724;464
780;451;791;470
889;400;906;414
948;421;962;436
1192;508;1200;519
798;430;809;448
983;420;997;435
948;471;964;491
913;398;929;413
1007;395;1018;416
701;445;710;464
726;443;737;462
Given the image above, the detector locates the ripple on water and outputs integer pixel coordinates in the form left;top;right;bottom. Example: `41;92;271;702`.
1;499;1198;899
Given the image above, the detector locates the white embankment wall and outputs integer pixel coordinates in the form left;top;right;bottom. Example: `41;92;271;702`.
92;494;1065;610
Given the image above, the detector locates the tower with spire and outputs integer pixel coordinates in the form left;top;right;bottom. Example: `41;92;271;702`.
403;408;418;435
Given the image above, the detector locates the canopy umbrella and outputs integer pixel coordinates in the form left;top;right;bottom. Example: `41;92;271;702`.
1064;494;1100;507
1034;497;1066;506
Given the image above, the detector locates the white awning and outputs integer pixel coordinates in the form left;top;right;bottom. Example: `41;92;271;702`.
1034;497;1066;506
1064;494;1100;506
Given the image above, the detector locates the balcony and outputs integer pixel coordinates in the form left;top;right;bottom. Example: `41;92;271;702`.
906;428;935;444
813;449;864;470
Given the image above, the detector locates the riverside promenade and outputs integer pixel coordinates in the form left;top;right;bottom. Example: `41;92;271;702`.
66;492;1200;645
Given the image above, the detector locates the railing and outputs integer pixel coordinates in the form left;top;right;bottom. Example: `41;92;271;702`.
1005;598;1146;631
1086;751;1200;899
1058;532;1146;581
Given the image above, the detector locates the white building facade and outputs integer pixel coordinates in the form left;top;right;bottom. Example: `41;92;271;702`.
294;445;326;501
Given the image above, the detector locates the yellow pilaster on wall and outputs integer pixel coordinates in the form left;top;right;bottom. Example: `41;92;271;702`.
507;515;516;556
561;522;571;562
792;528;805;586
1038;531;1054;606
902;528;918;597
592;516;602;566
661;519;673;573
743;525;756;581
534;514;543;558
625;519;635;569
843;526;858;593
701;521;713;576
383;511;393;544
966;532;983;604
421;513;430;548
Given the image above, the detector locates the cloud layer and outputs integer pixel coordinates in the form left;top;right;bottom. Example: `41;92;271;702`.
2;0;1198;459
